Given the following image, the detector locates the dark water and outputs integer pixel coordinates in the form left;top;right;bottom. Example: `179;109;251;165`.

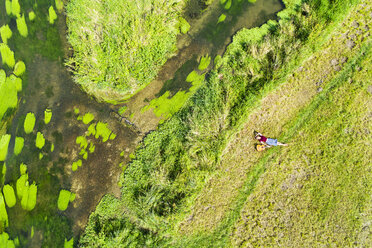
0;0;283;246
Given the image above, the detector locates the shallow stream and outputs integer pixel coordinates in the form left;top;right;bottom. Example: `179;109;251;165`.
0;0;282;246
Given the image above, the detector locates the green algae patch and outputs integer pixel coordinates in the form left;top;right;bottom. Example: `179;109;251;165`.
0;135;11;161
5;0;12;16
82;151;88;160
35;132;45;149
76;136;88;149
71;160;82;171
0;25;12;44
11;0;21;16
57;190;73;211
87;124;96;136
143;70;205;121
49;6;58;24
14;137;24;155
95;122;112;142
38;153;43;160
28;11;36;21
178;17;190;34
3;185;16;208
7;74;22;92
51;143;54;152
0;193;8;229
21;183;37;211
74;107;79;114
44;109;52;124
0;74;18;119
0;232;15;248
186;70;202;83
14;61;26;76
89;143;95;153
198;55;211;71
16;174;28;199
0;43;15;68
16;14;28;37
20;163;27;175
24;112;36;134
64;237;73;248
82;112;94;124
109;133;116;140
217;14;226;24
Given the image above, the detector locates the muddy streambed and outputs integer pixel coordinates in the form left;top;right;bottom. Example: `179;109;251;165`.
1;0;283;246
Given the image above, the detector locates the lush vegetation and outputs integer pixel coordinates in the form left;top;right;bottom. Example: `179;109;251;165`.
65;0;188;102
80;0;368;246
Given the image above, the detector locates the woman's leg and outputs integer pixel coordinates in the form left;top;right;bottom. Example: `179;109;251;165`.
277;142;288;146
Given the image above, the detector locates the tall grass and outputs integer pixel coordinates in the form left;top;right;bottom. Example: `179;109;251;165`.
65;0;186;101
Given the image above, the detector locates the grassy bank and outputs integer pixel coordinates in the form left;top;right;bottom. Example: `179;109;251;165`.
66;0;190;102
79;0;365;247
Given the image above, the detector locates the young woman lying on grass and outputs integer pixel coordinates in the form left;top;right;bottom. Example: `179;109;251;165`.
254;131;288;149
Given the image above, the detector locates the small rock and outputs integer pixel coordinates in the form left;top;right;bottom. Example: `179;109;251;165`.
356;66;362;71
348;78;353;84
346;39;356;49
298;66;304;72
364;25;370;31
317;87;323;92
330;58;339;66
334;65;342;71
367;85;372;94
340;57;348;64
352;21;359;28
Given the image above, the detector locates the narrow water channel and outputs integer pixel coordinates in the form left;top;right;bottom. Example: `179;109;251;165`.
1;0;283;246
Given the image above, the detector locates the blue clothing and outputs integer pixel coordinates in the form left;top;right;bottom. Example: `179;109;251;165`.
266;138;278;146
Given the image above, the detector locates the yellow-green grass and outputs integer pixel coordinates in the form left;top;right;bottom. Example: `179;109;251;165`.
231;43;371;247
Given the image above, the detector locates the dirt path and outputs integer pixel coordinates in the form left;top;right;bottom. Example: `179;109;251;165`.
178;0;371;235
